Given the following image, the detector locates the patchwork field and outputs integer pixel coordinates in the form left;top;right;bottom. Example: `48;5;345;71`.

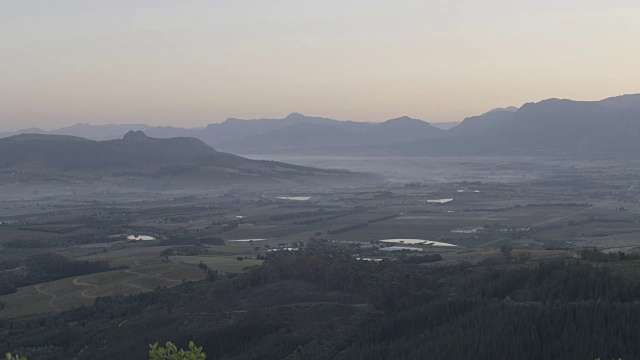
0;257;205;317
3;160;640;321
171;256;264;273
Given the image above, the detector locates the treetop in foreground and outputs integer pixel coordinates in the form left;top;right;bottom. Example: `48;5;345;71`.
149;341;206;360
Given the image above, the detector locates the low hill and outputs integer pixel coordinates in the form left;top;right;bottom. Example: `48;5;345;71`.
0;132;241;170
371;116;444;141
0;132;374;191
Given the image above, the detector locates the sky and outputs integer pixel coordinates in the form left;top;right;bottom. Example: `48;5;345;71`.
1;0;640;131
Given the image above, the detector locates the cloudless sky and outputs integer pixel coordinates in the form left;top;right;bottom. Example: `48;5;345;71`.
1;0;639;130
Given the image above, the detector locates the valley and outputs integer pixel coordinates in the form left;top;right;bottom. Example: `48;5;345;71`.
3;110;640;359
3;155;640;319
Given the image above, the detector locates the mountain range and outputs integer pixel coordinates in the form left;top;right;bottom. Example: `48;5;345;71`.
3;93;640;156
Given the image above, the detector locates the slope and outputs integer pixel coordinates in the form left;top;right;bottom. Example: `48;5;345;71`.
0;132;372;187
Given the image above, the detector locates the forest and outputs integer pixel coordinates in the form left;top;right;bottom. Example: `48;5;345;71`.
1;251;638;359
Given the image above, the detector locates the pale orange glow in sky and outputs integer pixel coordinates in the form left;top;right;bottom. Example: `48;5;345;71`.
1;1;639;130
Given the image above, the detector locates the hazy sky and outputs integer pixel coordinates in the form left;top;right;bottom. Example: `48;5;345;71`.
2;1;639;131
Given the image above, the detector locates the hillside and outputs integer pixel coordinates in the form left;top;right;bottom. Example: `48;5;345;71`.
371;116;444;141
193;113;374;146
598;93;640;111
396;94;640;155
214;123;362;154
2;254;639;359
448;109;517;137
0;132;228;169
0;132;373;189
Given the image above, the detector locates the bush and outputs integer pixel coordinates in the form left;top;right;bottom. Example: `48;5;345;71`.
149;341;206;360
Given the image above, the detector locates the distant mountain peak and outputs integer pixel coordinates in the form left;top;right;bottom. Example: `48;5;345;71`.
518;98;608;116
122;130;150;141
286;112;306;120
388;116;414;121
598;93;640;111
381;116;429;126
16;127;47;133
483;106;518;115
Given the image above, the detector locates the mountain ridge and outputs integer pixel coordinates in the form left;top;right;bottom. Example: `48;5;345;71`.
2;93;639;156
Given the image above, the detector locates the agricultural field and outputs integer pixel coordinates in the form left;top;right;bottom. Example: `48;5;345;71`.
3;158;640;319
0;257;205;317
172;256;263;273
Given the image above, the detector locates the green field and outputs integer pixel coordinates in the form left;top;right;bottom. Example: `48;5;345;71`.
171;255;263;273
0;285;53;317
0;257;205;317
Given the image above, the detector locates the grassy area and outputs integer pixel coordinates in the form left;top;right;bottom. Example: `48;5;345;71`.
171;255;263;273
0;257;205;317
0;285;53;317
207;245;255;255
328;219;459;243
78;245;173;261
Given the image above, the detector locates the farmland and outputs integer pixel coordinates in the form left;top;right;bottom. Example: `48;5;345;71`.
2;156;640;319
0;257;204;317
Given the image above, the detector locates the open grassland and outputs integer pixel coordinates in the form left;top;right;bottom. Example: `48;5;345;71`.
224;224;314;239
0;247;55;262
328;217;462;243
322;206;599;243
207;245;257;256
0;228;60;243
0;285;53;317
172;255;263;273
572;233;640;249
77;245;173;261
481;206;591;226
0;256;205;317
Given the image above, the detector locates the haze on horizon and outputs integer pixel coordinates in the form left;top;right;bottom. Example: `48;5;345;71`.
2;0;639;131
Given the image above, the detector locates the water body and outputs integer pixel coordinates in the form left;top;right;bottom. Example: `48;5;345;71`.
380;246;424;252
380;239;457;247
267;247;299;252
275;196;311;201
127;235;156;241
427;199;454;204
228;239;266;242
